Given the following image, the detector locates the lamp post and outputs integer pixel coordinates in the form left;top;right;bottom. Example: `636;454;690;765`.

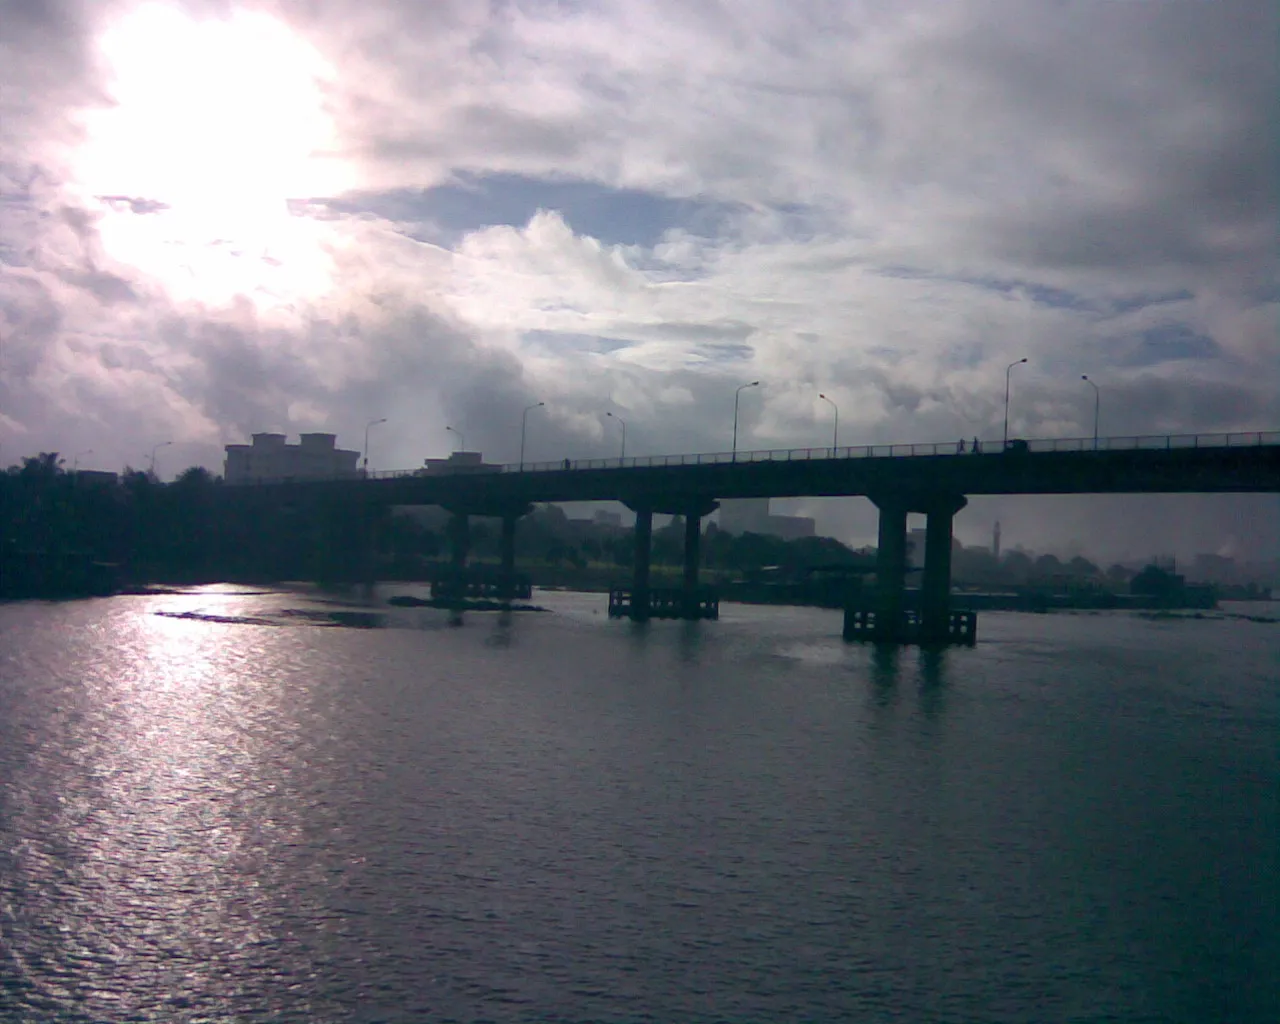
149;440;172;478
818;393;839;453
606;411;626;460
72;449;93;472
1003;358;1028;450
1081;375;1100;451
732;380;760;460
363;418;387;473
519;402;544;470
446;425;465;452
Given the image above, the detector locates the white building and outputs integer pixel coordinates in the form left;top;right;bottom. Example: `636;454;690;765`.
717;498;816;540
417;451;502;476
223;433;360;483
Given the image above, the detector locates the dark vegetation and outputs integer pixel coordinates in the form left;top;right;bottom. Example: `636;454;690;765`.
0;454;869;600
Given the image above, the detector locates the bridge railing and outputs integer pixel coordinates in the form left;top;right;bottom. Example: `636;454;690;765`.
494;429;1280;474
231;429;1280;484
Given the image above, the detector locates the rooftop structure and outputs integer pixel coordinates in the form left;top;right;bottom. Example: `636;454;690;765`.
417;451;502;476
224;433;360;484
718;498;816;541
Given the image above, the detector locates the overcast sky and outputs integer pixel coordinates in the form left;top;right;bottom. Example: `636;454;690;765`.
1;0;1276;560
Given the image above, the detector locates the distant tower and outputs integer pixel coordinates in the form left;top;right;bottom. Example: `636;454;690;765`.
993;520;1002;560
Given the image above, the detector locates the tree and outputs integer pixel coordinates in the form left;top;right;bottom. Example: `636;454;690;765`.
19;452;64;481
1106;563;1134;585
1130;564;1182;596
1002;550;1034;582
1034;553;1063;577
1067;555;1099;577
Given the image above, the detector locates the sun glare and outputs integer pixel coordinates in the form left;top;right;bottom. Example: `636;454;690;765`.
75;3;353;307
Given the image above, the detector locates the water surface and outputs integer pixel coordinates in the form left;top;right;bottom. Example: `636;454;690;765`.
1;586;1276;1022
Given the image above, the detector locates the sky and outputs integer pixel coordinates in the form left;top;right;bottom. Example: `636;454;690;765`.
0;0;1276;561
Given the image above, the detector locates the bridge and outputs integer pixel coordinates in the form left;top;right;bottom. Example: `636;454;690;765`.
233;430;1280;643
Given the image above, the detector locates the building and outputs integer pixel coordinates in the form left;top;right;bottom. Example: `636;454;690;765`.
718;498;770;535
1190;553;1238;585
717;498;816;541
223;433;360;484
417;451;502;476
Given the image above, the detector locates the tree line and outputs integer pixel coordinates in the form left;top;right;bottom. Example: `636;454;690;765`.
0;454;870;598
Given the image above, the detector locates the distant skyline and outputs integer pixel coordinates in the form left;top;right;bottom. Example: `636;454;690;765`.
1;0;1276;561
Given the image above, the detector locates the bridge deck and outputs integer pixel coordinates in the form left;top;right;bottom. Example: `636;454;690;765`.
227;429;1280;504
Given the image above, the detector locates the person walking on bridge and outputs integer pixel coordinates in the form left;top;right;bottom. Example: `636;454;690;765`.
972;437;981;453
957;439;966;454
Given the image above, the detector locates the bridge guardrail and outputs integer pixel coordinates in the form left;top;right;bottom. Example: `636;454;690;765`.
495;430;1279;474
232;430;1280;484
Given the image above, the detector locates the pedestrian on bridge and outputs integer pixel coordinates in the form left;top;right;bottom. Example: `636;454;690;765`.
973;437;981;453
957;439;967;454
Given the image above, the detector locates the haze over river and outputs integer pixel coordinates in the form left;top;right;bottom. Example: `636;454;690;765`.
1;586;1276;1022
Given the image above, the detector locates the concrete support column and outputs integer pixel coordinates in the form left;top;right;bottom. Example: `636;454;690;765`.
632;507;653;620
873;501;908;641
367;511;381;587
921;495;967;641
499;514;518;598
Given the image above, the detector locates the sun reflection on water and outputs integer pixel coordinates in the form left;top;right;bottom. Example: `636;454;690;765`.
7;595;324;1017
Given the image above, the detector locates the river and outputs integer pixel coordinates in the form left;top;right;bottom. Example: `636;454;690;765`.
1;585;1276;1022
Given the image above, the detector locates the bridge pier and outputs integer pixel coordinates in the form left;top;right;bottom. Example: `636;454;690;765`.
921;495;968;642
872;500;908;642
632;507;653;620
499;513;518;599
681;500;719;618
860;493;970;645
437;501;532;603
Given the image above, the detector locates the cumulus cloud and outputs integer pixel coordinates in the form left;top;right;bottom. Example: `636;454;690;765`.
0;0;1275;558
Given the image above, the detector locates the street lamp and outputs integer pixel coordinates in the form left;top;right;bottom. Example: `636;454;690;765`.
818;393;839;453
732;381;760;459
519;401;544;470
363;418;387;473
1003;358;1028;450
446;425;465;452
1081;375;1100;451
72;449;93;472
149;440;172;478
606;411;626;460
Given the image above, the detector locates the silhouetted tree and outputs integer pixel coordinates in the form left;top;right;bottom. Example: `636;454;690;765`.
1067;555;1099;577
1002;550;1034;582
1130;564;1183;596
1034;553;1063;577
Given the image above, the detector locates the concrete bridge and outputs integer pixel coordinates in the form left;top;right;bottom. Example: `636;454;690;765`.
234;430;1280;642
